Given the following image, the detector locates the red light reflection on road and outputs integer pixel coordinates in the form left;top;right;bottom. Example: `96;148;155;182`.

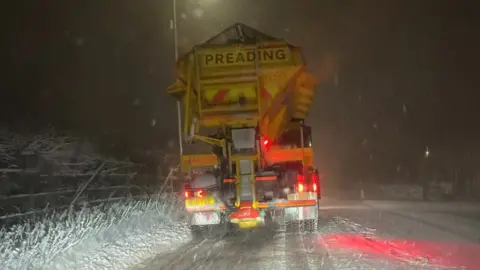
321;233;480;269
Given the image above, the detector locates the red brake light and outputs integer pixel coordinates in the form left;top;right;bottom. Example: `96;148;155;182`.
184;190;192;199
297;174;304;192
311;171;320;193
196;190;204;197
298;183;304;192
262;138;271;151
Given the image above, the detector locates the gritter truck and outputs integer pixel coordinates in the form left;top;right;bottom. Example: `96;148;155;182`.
167;23;320;237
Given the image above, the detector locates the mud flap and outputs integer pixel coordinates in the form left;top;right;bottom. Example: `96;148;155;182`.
190;212;229;239
282;205;319;232
284;205;318;221
191;211;221;225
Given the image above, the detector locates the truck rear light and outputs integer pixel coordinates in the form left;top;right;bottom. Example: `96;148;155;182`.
297;174;305;192
195;190;204;197
262;138;270;151
311;172;318;192
298;183;304;192
184;190;193;199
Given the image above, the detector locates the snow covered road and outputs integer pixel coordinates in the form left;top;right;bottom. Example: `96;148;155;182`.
137;200;480;270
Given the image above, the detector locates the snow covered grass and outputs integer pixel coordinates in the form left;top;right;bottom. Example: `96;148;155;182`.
0;193;191;270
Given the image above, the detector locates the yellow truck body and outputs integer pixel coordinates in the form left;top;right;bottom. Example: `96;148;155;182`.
168;24;317;144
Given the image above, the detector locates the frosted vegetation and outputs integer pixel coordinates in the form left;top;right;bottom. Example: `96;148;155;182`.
0;128;187;269
0;194;190;270
0;127;133;176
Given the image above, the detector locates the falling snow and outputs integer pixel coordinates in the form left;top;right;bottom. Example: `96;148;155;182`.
133;98;141;106
75;37;84;46
192;8;204;18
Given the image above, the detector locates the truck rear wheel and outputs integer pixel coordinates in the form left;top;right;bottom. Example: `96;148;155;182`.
285;219;318;232
302;219;318;232
190;225;205;239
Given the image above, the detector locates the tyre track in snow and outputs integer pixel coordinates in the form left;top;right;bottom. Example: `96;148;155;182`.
138;237;218;270
193;224;290;270
317;214;411;269
299;229;337;269
140;221;336;269
141;225;284;270
283;231;311;269
190;230;273;270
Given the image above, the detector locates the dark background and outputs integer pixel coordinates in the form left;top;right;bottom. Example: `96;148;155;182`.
2;0;479;185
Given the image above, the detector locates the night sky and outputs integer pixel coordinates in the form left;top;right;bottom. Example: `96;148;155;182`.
2;0;479;182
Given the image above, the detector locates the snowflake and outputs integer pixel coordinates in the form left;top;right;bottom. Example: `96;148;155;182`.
75;37;84;46
192;8;204;18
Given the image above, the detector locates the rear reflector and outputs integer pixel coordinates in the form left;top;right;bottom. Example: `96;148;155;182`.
256;175;276;181
229;206;261;222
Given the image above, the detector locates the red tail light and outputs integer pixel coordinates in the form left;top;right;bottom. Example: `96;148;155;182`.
296;171;320;193
195;190;204;197
312;172;318;192
185;189;205;198
297;174;304;192
262;138;270;151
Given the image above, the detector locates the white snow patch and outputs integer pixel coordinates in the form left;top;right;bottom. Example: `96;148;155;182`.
75;37;84;46
0;194;190;270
